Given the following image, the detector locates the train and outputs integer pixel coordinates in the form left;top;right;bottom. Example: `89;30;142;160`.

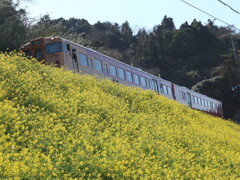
20;37;223;117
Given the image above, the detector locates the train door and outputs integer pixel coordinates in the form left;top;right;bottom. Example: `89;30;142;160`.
171;83;176;100
71;48;79;72
63;43;75;70
186;92;192;107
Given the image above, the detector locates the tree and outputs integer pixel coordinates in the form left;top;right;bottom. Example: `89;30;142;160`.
216;60;240;96
170;28;198;58
192;76;237;121
180;21;190;30
121;21;132;38
161;15;175;31
193;60;240;122
153;15;175;35
192;76;231;100
0;0;28;51
28;14;60;39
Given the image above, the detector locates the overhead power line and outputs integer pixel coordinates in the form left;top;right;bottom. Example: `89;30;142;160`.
217;0;240;15
180;0;239;62
180;0;240;32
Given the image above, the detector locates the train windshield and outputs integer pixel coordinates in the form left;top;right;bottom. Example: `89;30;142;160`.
45;42;63;54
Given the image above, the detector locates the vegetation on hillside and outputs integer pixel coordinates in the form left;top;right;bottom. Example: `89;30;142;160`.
1;0;240;121
1;52;240;179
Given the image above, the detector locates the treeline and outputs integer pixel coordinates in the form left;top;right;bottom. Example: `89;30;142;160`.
1;0;240;121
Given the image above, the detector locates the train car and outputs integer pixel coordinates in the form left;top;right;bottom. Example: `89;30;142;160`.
174;84;223;116
20;37;223;117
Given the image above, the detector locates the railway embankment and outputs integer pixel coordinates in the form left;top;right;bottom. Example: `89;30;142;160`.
1;52;240;179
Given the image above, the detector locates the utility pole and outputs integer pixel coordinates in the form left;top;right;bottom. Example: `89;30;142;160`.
230;34;239;62
229;26;239;62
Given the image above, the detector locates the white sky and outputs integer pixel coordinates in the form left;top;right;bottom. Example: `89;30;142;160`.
22;0;240;32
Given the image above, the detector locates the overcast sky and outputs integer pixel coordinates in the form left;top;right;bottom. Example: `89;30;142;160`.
23;0;240;32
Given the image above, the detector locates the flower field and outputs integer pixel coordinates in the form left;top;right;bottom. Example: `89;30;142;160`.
1;52;240;179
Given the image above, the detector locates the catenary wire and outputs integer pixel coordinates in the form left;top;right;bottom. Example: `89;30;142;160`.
180;0;240;32
217;0;240;15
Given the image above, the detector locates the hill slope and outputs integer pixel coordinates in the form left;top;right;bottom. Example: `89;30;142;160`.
1;52;240;179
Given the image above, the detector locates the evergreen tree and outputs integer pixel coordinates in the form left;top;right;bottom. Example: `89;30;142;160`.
121;21;132;38
0;0;28;51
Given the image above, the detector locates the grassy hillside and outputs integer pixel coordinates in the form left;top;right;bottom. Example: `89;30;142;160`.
1;52;240;179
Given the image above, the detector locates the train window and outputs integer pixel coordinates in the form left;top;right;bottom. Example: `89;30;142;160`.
162;85;167;94
118;68;125;79
210;102;213;108
191;96;195;103
103;64;108;74
149;80;154;90
159;84;163;93
201;99;204;106
126;71;133;82
89;58;93;68
207;101;211;108
146;78;150;87
63;43;70;54
31;39;42;45
180;91;186;100
167;86;172;96
197;97;201;105
213;103;216;109
204;100;207;107
78;53;88;67
94;59;103;72
133;74;140;84
194;96;197;104
140;76;147;87
35;49;42;60
109;65;117;77
67;44;70;51
153;80;158;92
45;42;63;54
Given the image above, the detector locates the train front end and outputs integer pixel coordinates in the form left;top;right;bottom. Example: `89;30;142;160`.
20;37;65;67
